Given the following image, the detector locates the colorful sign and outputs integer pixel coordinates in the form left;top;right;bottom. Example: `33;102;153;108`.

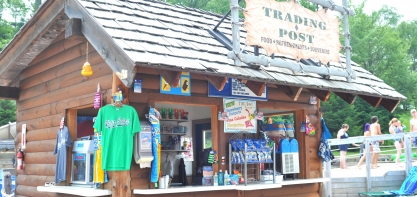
208;78;267;101
180;136;193;161
244;0;341;64
140;132;152;150
223;99;257;133
74;153;86;161
160;72;191;96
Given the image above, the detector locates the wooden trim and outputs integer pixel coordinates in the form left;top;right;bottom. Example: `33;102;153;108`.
334;92;357;105
211;106;219;173
257;100;308;110
206;76;228;91
66;109;77;186
240;80;266;96
295;109;308;179
65;18;86;41
0;86;19;100
379;98;401;113
0;0;66;86
156;70;181;88
66;0;135;87
359;95;382;108
307;89;331;102
276;85;303;101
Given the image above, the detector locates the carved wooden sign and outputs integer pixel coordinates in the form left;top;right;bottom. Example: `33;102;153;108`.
244;0;341;64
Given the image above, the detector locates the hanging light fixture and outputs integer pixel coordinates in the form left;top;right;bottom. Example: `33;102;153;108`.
81;42;93;77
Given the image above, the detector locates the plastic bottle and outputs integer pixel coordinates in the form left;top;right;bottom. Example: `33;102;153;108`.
224;170;230;185
218;170;224;186
213;172;218;186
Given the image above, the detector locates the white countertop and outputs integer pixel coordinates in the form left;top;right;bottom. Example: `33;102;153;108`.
37;186;111;197
133;183;282;194
281;178;330;185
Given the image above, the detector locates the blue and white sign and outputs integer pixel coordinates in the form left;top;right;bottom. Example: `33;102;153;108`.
208;78;267;101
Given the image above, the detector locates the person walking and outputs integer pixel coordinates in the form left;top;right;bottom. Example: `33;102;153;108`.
337;124;360;169
389;118;403;168
370;116;383;169
356;123;372;169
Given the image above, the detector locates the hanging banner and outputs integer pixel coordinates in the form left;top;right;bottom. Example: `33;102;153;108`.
208;78;267;101
160;72;191;96
244;0;341;64
223;99;257;133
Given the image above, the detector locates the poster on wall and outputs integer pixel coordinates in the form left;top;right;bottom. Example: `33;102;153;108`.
208;78;267;101
223;99;257;133
160;72;191;96
180;136;193;161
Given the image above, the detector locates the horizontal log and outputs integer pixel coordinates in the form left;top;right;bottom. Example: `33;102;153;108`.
257;100;308;110
17;74;112;111
309;158;320;170
243;183;319;196
51;32;65;45
21;42;96;80
24;164;55;176
144;190;238;197
24;139;56;153
17;114;63;131
17;128;58;143
30;38;82;66
20;51;103;90
131;178;149;189
19;61;112;101
16;174;55;187
16;185;56;197
17;90;110;123
24;151;56;164
307;105;318;114
309;170;321;178
130;165;150;179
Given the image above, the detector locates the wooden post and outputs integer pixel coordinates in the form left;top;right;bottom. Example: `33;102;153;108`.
111;170;131;197
211;105;219;173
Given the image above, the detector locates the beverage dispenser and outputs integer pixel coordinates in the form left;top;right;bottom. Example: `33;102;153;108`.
70;140;95;187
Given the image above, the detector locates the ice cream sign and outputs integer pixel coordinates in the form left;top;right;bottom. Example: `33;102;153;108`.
223;99;257;133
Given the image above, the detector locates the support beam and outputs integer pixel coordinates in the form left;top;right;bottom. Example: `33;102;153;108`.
276;85;302;101
334;92;357;105
379;98;401;113
65;18;86;41
359;95;382;108
206;76;228;91
227;52;357;80
0;86;19;100
156;70;181;88
240;80;265;96
306;0;355;15
308;89;331;102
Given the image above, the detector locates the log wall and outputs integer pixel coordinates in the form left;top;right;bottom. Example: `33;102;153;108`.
15;32;113;197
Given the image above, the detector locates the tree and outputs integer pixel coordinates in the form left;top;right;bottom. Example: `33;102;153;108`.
5;0;29;31
0;100;16;125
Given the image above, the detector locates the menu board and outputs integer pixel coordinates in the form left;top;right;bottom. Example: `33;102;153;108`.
223;99;257;133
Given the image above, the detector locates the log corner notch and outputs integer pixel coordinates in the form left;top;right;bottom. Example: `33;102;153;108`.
156;70;181;88
0;86;19;100
65;18;86;41
240;80;266;96
307;88;331;102
334;92;357;105
276;85;303;101
380;98;401;113
206;76;228;91
359;95;382;108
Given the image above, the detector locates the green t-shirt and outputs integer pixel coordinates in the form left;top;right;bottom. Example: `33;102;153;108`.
93;104;141;170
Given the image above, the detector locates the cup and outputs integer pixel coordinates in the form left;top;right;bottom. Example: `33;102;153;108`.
162;125;167;133
180;109;184;119
179;126;185;133
168;109;173;119
161;108;166;119
174;109;179;119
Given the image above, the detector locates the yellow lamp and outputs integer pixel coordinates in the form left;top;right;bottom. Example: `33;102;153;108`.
81;62;93;76
81;42;93;77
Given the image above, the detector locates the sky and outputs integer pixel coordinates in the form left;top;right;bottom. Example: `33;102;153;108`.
336;0;416;22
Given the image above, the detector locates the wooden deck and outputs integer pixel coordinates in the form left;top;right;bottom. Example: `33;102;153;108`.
330;162;412;197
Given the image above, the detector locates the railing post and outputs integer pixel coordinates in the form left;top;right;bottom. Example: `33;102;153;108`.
404;135;412;176
365;139;371;192
324;141;332;197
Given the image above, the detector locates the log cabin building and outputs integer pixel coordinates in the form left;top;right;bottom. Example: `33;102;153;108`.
0;0;405;197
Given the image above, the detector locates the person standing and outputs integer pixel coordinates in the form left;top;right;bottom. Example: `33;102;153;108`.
356;123;372;169
337;124;360;169
370;116;383;169
410;109;417;155
389;118;403;167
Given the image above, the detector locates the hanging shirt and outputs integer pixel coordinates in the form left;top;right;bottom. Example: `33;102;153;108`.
53;126;73;183
93;105;141;171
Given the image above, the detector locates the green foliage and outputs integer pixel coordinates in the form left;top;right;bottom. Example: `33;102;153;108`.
0;100;16;125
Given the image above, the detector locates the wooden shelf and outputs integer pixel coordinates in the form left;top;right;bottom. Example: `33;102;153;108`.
160;119;188;122
160;133;187;135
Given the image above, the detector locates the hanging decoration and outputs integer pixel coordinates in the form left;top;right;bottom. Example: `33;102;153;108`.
81;42;93;77
94;83;101;109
